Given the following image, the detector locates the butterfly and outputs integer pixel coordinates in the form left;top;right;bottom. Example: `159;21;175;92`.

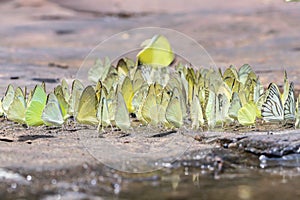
0;101;4;117
132;68;146;93
61;79;70;103
137;34;175;68
7;87;27;124
216;93;230;126
141;84;162;125
238;64;253;85
165;90;184;128
2;84;15;116
54;85;69;120
283;82;295;121
42;93;64;126
68;79;84;117
262;80;296;122
295;94;300;128
132;84;148;122
25;85;47;126
238;102;257;126
121;76;134;113
75;86;98;125
97;93;110;132
116;58;129;78
115;92;131;130
222;66;240;93
228;92;242;120
261;83;285;122
190;95;204;129
88;57;111;83
205;87;231;128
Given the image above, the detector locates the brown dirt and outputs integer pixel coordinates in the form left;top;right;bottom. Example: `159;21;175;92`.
0;0;300;199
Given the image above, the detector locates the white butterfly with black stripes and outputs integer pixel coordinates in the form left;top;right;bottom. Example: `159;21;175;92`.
261;82;295;122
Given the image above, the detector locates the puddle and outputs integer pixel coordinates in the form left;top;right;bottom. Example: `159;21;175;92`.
260;154;300;168
1;160;300;199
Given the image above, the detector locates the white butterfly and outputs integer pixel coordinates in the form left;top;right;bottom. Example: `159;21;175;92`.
283;82;295;121
261;82;295;122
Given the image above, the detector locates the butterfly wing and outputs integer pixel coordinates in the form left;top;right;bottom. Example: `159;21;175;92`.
141;84;159;125
261;83;284;122
283;82;295;121
228;92;242;120
25;85;47;126
42;93;64;126
68;79;84;116
54;85;69;120
88;57;111;83
137;35;174;68
121;76;134;113
190;95;204;129
61;79;70;102
238;64;253;85
7;87;26;124
2;84;15;115
115;92;131;130
295;94;300;128
205;91;216;128
166;95;183;128
97;92;111;130
76;86;98;125
238;102;257;126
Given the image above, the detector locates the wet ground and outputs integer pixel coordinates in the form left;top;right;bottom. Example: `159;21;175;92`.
1;0;300;199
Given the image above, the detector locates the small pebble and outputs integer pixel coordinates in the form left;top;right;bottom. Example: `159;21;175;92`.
228;143;237;148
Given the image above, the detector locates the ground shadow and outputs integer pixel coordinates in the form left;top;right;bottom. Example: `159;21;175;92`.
17;134;55;142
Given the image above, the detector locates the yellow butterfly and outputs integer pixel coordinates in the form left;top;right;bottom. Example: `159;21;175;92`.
141;84;161;125
238;102;257;126
25;85;47;126
76;86;98;125
165;91;183;128
61;79;70;103
68;79;84;117
54;85;69;120
223;66;240;93
121;76;134;113
132;84;148;121
115;92;131;130
116;58;129;78
7;87;26;124
137;34;175;68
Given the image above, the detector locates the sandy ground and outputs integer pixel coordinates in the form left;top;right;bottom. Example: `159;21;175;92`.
0;0;300;199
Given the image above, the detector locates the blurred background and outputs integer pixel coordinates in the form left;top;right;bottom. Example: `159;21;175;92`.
0;0;299;91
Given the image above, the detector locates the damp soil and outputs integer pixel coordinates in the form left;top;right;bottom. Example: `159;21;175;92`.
1;119;300;199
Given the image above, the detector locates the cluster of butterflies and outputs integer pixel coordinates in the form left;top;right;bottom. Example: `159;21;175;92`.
1;34;299;132
0;57;299;132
